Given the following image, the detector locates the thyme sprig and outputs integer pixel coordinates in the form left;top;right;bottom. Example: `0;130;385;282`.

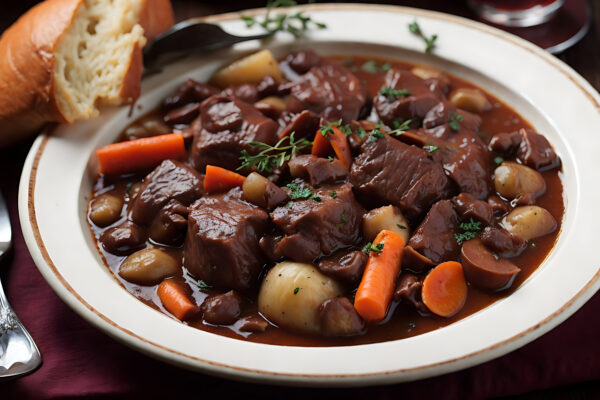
238;132;312;173
241;0;326;37
408;21;438;53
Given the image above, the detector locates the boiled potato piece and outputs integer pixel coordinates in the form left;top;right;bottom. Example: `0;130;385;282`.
363;205;410;243
501;205;557;241
255;96;287;111
258;262;343;334
211;49;283;88
411;66;444;80
449;88;491;114
494;162;546;200
118;248;179;285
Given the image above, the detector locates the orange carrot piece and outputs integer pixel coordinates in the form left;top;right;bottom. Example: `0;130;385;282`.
311;126;352;169
354;230;405;322
96;133;185;175
204;165;246;193
157;279;199;321
422;261;468;317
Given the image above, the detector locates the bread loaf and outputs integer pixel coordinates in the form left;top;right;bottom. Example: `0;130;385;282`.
0;0;174;147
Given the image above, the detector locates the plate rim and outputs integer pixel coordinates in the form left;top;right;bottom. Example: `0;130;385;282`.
18;3;600;386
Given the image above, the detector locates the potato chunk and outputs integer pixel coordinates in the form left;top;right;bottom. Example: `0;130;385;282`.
449;88;491;114
501;205;557;241
118;248;179;285
362;205;410;243
211;49;283;88
494;162;546;200
258;262;343;333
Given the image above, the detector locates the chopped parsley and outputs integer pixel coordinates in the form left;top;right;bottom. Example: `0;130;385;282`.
380;86;412;100
454;218;482;245
368;123;386;142
328;155;334;162
238;131;312;173
449;114;464;132
341;212;348;223
212;265;218;270
408;322;416;332
424;145;439;153
397;224;407;230
286;183;321;201
389;119;413;136
197;280;213;291
356;126;367;139
408;21;438;53
361;60;392;74
320;119;341;136
241;0;326;37
363;242;384;254
340;124;353;136
293;287;300;295
494;156;504;166
330;191;337;198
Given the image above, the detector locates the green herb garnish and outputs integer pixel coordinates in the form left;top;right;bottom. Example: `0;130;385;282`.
360;60;392;74
380;86;411;100
356;126;367;139
320;119;341;136
368;123;385;142
425;145;439;153
531;242;536;248
494;156;504;166
197;280;213;291
363;242;384;254
330;191;337;198
454;218;482;245
242;0;326;37
238;131;311;173
449;114;464;132
341;212;347;223
397;224;407;230
408;21;437;53
293;287;300;295
339;124;353;136
286;183;321;201
328;155;334;162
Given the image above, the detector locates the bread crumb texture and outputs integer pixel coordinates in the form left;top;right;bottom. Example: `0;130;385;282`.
54;0;147;122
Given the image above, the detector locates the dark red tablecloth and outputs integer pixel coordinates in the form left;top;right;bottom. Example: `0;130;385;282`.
0;140;599;399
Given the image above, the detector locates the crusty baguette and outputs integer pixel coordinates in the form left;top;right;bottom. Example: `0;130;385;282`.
0;0;174;147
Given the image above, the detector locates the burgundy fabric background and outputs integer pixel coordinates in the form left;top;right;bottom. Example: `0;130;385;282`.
1;1;600;398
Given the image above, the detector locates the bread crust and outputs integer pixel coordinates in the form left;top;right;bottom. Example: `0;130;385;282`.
0;0;174;147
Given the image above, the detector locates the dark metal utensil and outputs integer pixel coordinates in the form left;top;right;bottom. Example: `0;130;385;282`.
143;20;272;69
0;190;41;381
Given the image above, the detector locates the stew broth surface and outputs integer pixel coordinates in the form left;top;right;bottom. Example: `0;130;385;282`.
89;54;563;347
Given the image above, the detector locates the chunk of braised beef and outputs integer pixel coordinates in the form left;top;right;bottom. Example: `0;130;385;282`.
487;194;510;214
148;199;189;246
164;79;218;109
100;221;146;255
191;95;278;172
318;297;365;337
517;128;559;170
318;249;368;285
163;103;201;126
282;50;322;75
408;200;461;264
184;189;270;292
270;183;363;257
259;234;283;262
278;110;320;140
480;226;527;258
254;102;283;120
350;135;452;220
201;290;243;325
489;130;522;155
393;274;428;313
237;314;269;333
423;102;482;138
275;232;321;263
452;192;494;225
130;159;204;226
288;155;348;187
256;75;280;97
402;245;435;273
374;69;445;126
220;83;259;104
287;61;367;123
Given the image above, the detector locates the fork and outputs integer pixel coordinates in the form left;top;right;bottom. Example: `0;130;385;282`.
0;190;41;380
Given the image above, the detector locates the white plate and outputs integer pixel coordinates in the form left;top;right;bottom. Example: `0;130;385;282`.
18;4;600;386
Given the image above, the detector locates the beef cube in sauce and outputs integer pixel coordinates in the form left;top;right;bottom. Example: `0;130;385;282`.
184;188;270;292
350;135;452;220
270;183;363;261
190;95;278;172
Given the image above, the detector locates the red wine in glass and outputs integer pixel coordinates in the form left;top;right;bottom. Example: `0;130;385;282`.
468;0;564;26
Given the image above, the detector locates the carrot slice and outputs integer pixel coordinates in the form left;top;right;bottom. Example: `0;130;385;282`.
96;133;185;175
354;230;405;322
204;165;246;193
311;126;352;169
157;280;199;321
422;261;468;317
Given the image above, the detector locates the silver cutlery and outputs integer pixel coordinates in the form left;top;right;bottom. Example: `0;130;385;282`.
143;20;272;69
0;190;41;380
